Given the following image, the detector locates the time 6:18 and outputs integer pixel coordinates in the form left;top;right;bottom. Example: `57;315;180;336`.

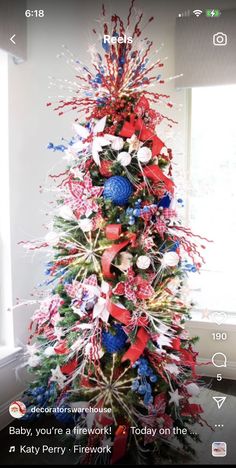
212;332;227;341
25;10;45;18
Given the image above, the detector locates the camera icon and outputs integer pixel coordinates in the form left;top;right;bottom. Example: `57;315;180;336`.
213;32;227;46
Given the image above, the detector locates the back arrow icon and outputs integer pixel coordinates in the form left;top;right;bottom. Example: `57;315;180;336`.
10;34;16;45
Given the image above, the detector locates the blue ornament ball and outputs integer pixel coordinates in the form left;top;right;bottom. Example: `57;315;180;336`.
103;176;133;206
31;386;46;397
102;324;127;353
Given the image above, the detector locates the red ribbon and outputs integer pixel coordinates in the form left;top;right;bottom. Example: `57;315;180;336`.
107;301;131;325
105;223;122;240
61;358;78;375
101;232;136;279
119;114;164;156
180;348;197;378
121;327;149;364
134;96;156;123
94;398;114;427
111;425;129;464
54;339;69;355
108;301;149;364
181;403;204;417
172;337;181;351
102;225;149;362
143;165;174;194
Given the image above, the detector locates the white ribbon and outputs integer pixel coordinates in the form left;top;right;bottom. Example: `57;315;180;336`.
73;116;110;166
83;280;110;323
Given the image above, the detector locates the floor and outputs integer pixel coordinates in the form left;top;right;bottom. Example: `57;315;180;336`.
0;378;235;466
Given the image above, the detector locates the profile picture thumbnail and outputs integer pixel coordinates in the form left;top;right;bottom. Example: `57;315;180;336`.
9;401;27;419
212;441;227;457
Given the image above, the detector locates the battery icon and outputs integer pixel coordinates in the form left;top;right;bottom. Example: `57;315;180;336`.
206;9;221;17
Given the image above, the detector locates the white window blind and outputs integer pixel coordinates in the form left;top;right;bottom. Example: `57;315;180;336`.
0;50;14;348
188;85;236;314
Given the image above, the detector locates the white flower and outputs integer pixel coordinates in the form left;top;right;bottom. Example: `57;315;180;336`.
28;355;41;367
127;134;142;153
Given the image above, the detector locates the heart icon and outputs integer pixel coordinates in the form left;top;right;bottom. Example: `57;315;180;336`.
211;311;227;325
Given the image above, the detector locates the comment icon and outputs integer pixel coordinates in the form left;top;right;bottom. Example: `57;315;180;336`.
212;352;227;368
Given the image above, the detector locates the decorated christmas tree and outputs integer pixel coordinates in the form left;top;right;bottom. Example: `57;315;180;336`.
21;1;209;464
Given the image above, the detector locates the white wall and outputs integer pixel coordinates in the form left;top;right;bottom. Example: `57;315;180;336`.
1;0;236;429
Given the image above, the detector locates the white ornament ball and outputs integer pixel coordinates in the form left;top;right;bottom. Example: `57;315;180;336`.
79;217;93;232
45;231;60;246
162;251;179;267
28;355;41;367
117;151;131;167
58;205;75;220
137;146;152;163
111;137;124;151
185;383;200;397
136;255;151;270
44;346;56;357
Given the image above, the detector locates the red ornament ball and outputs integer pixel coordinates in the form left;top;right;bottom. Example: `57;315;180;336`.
99;160;113;177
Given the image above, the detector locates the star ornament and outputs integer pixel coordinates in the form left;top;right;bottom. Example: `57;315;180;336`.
26;343;39;357
50;364;66;389
168;389;183;407
73;116;109;166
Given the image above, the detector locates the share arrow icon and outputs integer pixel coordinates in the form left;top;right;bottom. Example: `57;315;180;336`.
212;396;227;409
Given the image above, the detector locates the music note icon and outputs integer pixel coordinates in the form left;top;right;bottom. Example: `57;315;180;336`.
9;446;15;453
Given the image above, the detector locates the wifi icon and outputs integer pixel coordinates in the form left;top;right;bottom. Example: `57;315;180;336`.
193;9;203;17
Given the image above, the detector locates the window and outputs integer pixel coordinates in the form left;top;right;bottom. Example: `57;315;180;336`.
188;85;236;316
0;50;14;351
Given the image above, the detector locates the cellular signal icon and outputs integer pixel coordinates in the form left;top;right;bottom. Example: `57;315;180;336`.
193;9;203;17
178;10;190;18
